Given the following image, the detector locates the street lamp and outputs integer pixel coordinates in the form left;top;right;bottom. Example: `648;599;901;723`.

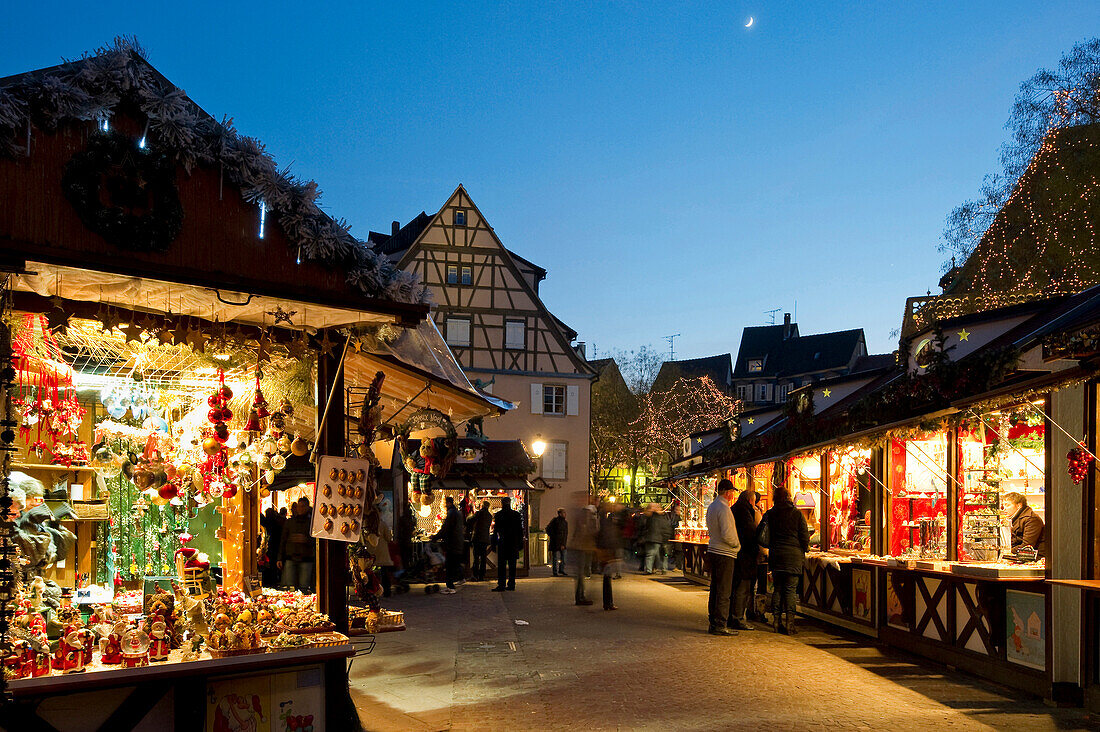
531;437;547;458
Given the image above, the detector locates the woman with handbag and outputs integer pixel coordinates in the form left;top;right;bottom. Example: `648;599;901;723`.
758;483;809;635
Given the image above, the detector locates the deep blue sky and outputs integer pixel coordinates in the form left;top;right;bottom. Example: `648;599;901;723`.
3;2;1099;360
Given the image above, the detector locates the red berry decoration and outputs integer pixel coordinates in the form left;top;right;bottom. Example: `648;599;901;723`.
1068;442;1093;485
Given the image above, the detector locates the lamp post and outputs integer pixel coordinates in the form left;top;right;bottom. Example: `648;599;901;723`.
531;436;547;475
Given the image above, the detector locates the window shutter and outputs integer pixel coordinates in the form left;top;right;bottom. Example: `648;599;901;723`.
531;383;543;414
566;385;579;416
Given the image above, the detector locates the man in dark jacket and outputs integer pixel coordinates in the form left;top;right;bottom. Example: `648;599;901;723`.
434;496;466;593
470;500;493;581
729;490;763;630
491;497;524;591
546;508;569;576
278;498;316;592
1005;492;1046;559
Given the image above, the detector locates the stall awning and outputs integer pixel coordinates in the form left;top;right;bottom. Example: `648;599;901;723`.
437;477;534;492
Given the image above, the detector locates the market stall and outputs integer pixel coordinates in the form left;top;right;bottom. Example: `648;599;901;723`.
0;43;454;729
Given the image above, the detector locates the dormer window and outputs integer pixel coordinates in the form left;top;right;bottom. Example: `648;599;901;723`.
748;359;763;373
454;210;466;226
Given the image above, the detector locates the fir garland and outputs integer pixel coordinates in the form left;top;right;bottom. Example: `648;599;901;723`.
61;130;184;252
0;37;428;306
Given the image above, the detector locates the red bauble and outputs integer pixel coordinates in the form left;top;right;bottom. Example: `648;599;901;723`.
220;407;233;422
222;484;238;499
207;408;223;424
158;483;178;500
207;394;222;408
219;385;233;401
214;423;230;442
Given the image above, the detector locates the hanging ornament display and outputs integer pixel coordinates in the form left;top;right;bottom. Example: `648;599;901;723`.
397;408;458;493
1068;442;1093;484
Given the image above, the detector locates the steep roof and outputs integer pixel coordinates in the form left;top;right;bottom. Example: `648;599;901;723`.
734;326;864;378
851;353;897;373
651;354;732;393
368;212;432;256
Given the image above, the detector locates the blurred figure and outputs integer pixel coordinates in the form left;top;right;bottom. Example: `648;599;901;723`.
596;501;623;610
667;501;684;571
260;506;285;587
705;479;741;636
546;507;569;576
567;493;598;605
278;499;315;592
491;497;523;591
376;519;396;597
641;503;672;574
760;483;809;634
729;489;764;630
470;500;493;581
434;496;465;594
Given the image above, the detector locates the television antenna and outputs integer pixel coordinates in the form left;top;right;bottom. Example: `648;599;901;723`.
664;334;681;361
764;308;781;325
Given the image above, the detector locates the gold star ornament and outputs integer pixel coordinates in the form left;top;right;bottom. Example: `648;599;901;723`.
957;329;970;342
821;388;832;399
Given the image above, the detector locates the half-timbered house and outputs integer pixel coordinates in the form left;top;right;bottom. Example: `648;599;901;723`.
370;185;595;525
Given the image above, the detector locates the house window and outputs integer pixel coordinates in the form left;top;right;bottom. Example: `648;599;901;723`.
461;266;473;285
776;384;790;403
756;384;770;402
445;317;471;347
543;385;566;415
748;359;763;373
505;319;525;349
454;209;466;226
543;441;568;480
736;385;748;402
446;265;459;284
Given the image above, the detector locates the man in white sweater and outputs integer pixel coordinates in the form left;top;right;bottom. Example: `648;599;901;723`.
706;478;741;636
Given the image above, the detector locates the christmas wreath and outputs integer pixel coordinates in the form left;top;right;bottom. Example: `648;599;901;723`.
61;130;184;252
396;408;458;493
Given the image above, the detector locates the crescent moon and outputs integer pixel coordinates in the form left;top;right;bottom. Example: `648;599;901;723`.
745;16;754;27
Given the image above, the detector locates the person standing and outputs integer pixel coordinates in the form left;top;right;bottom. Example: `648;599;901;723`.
729;489;763;630
491;497;523;592
667;501;684;572
260;506;285;587
278;499;316;592
567;498;598;605
434;496;466;594
470;500;493;581
546;508;569;576
596;501;623;610
705;479;741;636
759;483;810;634
642;504;671;574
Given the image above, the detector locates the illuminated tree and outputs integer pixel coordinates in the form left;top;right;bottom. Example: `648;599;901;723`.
633;375;740;475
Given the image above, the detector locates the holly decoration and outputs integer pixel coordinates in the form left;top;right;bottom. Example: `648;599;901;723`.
1068;442;1093;485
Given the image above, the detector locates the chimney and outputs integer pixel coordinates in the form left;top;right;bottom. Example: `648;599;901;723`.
391;220;400;236
783;312;792;339
574;341;586;359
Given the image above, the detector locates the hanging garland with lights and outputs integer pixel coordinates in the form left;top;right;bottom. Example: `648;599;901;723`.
60;130;184;252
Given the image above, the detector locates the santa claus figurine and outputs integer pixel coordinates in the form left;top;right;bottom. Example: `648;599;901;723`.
4;640;27;680
149;620;170;662
61;630;86;674
100;620;126;664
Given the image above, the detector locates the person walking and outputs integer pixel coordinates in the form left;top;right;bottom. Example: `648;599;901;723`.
546;508;569;576
596;501;623;610
491;497;523;592
642;503;671;574
375;520;396;597
705;479;741;636
759;483;810;634
278;498;316;592
567;496;598;605
729;489;764;630
469;500;493;581
434;496;466;594
667;501;684;572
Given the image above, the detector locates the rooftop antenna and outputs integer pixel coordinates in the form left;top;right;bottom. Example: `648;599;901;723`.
664;333;681;361
764;308;781;325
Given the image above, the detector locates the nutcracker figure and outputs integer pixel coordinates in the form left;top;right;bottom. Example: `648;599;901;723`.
78;626;95;665
149;620;170;662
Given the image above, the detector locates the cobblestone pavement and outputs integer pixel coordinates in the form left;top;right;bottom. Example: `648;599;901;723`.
348;568;1094;732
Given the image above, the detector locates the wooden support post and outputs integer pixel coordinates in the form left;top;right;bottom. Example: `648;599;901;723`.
316;339;348;633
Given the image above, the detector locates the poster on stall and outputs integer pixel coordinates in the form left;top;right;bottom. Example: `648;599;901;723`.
851;569;872;622
885;573;907;629
207;665;324;732
207;674;271;732
1005;590;1046;670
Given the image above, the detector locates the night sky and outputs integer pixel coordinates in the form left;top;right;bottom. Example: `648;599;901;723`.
3;2;1099;360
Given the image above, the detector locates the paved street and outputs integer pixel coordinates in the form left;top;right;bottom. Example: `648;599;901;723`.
348;568;1093;732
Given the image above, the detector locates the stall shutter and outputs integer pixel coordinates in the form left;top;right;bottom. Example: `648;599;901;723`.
531;383;543;414
566;385;579;416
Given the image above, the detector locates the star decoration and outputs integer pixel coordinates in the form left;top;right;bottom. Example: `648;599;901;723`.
957;329;970;342
185;325;207;353
254;330;271;364
48;294;65;310
266;307;297;327
351;337;363;354
318;330;337;359
99;306;120;333
821;388;832;399
139;314;159;331
120;321;144;344
156;328;174;345
46;306;71;334
172;319;190;346
286;331;309;359
746;418;755;425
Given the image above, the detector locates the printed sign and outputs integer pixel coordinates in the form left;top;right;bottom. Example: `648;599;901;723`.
1006;589;1046;670
851;568;872;622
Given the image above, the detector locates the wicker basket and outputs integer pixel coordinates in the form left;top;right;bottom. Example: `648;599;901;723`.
277;622;336;635
207;644;268;659
268;639;315;652
71;501;109;520
308;632;350;648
